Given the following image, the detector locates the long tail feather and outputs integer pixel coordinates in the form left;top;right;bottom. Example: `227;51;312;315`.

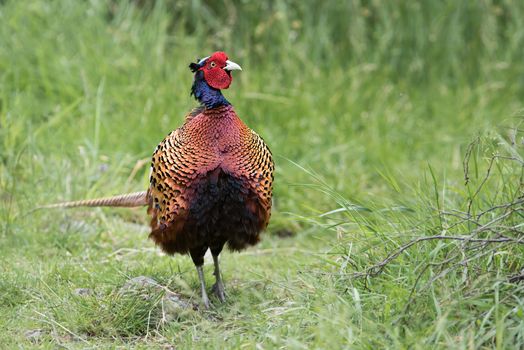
40;191;148;209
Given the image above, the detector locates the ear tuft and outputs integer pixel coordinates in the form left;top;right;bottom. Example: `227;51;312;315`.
189;62;200;72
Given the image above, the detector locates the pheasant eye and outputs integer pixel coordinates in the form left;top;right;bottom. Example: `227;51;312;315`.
209;61;216;68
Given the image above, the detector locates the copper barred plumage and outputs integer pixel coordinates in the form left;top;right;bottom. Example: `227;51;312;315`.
45;51;274;308
147;104;274;257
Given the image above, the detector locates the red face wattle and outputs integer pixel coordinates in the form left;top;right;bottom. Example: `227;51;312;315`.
201;51;233;90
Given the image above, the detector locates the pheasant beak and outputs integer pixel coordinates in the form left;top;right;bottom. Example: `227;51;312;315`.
224;60;242;72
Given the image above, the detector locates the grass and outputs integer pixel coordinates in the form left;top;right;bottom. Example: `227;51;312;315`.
1;0;524;348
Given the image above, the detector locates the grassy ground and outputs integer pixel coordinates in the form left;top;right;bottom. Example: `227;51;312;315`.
1;0;524;348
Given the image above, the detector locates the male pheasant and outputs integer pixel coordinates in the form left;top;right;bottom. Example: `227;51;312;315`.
46;52;274;308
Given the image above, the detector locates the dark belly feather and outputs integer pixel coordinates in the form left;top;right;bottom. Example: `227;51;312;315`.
149;168;263;255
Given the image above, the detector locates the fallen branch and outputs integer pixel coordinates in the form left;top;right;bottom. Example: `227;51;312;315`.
351;234;524;279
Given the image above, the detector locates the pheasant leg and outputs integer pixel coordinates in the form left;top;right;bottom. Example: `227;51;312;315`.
196;265;210;309
211;254;226;302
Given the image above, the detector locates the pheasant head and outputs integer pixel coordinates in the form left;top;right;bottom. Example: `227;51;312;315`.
189;51;242;109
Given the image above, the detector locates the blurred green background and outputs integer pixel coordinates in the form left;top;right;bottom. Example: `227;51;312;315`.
1;1;523;348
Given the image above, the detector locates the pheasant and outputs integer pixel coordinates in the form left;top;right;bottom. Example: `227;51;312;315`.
46;52;274;308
